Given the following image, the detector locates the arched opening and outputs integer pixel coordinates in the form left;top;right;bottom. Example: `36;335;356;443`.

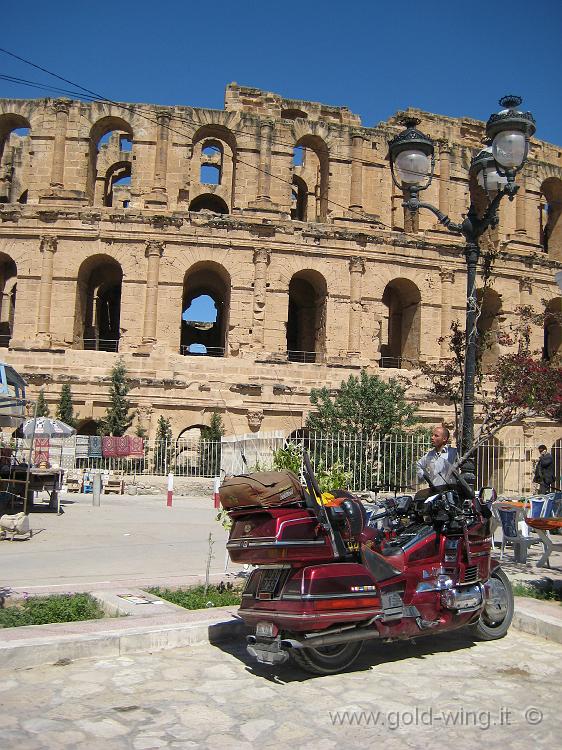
0;114;31;204
188;194;229;214
544;298;562;362
380;279;421;368
74;256;123;352
200;140;223;185
287;270;327;363
540;177;562;259
87;117;134;205
186;125;236;213
0;254;17;348
476;288;502;373
103;161;131;207
291;175;308;221
477;437;504;493
281;109;308;120
76;419;100;436
293;135;329;222
181;263;230;357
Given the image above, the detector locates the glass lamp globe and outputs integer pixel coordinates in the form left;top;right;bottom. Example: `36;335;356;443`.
395;149;431;186
477;166;508;193
492;129;527;169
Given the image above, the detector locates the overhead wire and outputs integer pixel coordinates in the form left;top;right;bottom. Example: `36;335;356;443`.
0;48;556;226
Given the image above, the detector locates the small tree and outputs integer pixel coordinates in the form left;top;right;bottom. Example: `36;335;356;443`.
200;412;224;477
154;415;173;474
306;371;422;490
56;383;76;427
35;388;50;418
426;302;562;472
99;358;133;436
306;370;418;436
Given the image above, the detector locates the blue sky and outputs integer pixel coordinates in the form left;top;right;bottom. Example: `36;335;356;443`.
2;0;561;145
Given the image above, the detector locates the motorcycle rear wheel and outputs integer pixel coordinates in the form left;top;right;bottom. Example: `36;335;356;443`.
290;641;363;675
469;567;513;640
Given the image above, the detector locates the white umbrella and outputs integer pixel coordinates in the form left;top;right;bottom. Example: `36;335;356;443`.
22;418;76;438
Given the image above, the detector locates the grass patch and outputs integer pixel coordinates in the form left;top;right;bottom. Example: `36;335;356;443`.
147;582;242;610
512;582;562;603
0;593;105;628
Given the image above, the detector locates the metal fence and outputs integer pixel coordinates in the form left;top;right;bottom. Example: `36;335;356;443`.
2;431;558;496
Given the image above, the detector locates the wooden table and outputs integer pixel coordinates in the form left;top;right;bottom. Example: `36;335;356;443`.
0;467;63;512
525;517;562;567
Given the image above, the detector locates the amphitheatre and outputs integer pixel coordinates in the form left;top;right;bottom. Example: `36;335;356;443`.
0;83;560;489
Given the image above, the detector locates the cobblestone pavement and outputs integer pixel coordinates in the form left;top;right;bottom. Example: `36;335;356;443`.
1;628;560;749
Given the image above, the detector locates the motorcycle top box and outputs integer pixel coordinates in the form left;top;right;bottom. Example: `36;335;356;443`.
227;506;336;565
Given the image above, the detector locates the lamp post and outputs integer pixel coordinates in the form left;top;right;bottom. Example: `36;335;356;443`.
388;96;536;485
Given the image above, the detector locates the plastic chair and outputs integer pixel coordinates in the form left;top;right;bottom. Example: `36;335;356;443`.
529;496;546;519
496;504;541;563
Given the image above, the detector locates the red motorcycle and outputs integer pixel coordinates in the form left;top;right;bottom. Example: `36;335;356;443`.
222;453;512;675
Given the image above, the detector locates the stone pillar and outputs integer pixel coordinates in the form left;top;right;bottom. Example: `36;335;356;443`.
142;240;165;343
252;247;270;347
516;172;527;235
256;121;274;202
50;100;70;188
519;276;533;309
37;235;57;341
440;269;455;357
349;131;365;211
438;141;451;218
348;257;365;355
152;109;171;193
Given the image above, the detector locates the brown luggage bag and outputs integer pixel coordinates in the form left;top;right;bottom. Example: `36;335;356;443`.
219;470;304;510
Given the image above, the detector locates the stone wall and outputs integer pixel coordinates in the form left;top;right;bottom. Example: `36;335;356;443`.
0;85;561;449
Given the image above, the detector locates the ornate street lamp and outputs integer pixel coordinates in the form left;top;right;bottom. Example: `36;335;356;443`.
388;96;536;485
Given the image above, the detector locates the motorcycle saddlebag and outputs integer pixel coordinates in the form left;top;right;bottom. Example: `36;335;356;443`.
219;470;305;510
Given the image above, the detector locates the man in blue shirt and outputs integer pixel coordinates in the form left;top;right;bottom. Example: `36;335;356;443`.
416;425;458;487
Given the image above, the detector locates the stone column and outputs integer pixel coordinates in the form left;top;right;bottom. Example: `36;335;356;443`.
438;140;451;218
50;99;70;188
516;172;527;235
349;131;365;211
440;269;455;357
256;121;274;202
37;235;57;340
142;240;165;343
252;247;270;347
152;109;171;193
348;257;365;355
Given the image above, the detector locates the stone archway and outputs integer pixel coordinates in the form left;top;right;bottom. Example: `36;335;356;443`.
180;262;230;357
287;270;327;363
380;278;421;368
74;255;123;352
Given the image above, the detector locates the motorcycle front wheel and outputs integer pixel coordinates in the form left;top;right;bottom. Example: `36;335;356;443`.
469;567;514;640
290;641;363;675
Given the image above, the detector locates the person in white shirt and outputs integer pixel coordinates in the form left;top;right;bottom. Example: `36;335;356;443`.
416;425;458;487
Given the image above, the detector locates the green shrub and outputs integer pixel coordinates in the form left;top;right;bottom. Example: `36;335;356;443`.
0;593;105;628
512;582;562;603
147;582;242;609
273;442;302;475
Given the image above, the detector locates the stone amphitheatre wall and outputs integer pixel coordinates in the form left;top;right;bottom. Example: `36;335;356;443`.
0;84;561;447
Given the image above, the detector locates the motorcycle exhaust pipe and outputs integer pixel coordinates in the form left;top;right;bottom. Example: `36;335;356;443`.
281;626;381;650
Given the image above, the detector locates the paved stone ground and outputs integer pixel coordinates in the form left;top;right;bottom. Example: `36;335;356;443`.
1;628;560;749
2;494;240;592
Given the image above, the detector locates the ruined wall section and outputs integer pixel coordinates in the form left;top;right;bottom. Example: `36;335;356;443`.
0;87;561;445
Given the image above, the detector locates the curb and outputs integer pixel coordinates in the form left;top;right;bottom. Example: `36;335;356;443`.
511;597;562;645
2;597;560;672
0;607;246;671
